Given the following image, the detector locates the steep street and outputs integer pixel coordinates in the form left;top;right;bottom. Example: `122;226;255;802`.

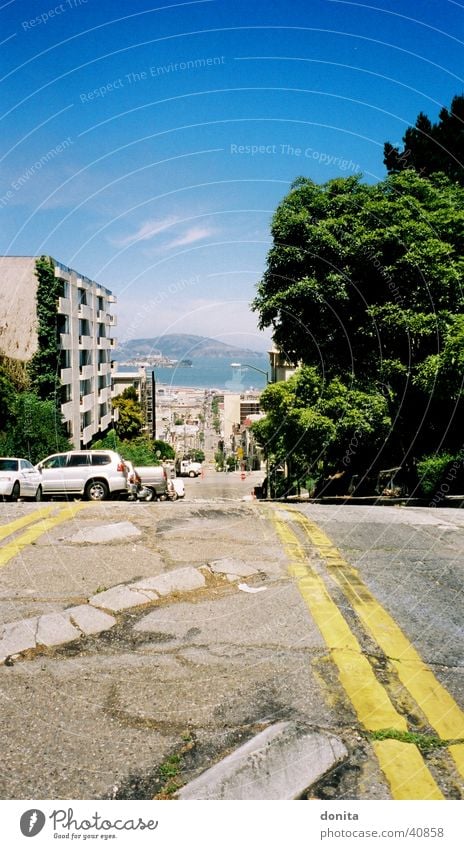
0;474;463;800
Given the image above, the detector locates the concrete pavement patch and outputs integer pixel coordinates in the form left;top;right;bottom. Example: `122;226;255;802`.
176;721;348;799
89;585;155;612
36;613;81;647
130;567;206;597
67;605;117;636
69;522;141;544
209;558;259;578
0;617;38;660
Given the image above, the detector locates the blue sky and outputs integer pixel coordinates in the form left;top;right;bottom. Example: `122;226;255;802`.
1;0;463;351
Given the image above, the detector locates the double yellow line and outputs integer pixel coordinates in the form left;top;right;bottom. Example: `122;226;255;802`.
0;503;88;568
272;507;464;800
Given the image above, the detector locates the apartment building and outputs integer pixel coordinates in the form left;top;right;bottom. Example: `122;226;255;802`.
0;255;117;448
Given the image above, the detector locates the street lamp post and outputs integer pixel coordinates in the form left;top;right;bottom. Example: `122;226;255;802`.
151;369;156;440
230;362;271;500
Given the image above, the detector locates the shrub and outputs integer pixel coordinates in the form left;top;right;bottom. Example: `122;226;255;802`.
416;453;458;497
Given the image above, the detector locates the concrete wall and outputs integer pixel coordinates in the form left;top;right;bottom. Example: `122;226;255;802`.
0;256;39;361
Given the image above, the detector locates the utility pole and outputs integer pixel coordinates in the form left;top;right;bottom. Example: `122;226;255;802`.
151;369;156;440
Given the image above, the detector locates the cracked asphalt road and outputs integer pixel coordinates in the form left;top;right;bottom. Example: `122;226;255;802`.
0;473;463;800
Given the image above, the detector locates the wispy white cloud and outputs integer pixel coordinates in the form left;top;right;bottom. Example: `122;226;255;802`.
111;216;179;247
163;225;215;251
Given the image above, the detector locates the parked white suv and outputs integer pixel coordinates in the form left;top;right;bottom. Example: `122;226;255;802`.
36;450;128;501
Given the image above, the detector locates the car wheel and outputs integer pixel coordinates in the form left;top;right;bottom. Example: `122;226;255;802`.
7;481;20;502
144;487;156;502
34;485;43;502
85;479;109;501
188;470;196;477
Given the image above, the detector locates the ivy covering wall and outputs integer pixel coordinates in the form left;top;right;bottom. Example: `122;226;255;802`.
28;255;62;404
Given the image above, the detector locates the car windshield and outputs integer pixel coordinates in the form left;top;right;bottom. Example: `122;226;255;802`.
0;459;19;472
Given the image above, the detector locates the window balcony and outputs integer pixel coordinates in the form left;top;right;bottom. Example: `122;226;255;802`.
79;394;94;413
81;422;95;445
61;400;74;419
58;296;71;315
98;337;111;348
79;364;94;379
60;368;73;384
78;303;93;320
99;411;113;431
60;333;71;349
98;386;111;403
78;335;93;348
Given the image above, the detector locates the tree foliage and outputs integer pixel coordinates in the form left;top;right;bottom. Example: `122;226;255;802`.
152;439;175;459
112;388;145;440
384;95;464;185
92;431;162;465
28;256;62;403
253;171;464;476
0;392;70;463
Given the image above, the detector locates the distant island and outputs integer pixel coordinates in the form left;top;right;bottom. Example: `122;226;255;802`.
114;333;266;363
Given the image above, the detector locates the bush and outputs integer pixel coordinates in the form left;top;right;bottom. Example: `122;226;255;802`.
416;453;457;497
93;432;161;466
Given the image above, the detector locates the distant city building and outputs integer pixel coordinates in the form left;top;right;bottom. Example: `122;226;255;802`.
222;392;262;450
0;255;117;448
269;346;299;383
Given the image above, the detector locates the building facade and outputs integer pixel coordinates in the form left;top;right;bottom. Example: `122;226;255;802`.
0;255;117;448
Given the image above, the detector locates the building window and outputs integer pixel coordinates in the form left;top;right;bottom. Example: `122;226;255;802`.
57;279;69;299
79;350;93;367
81;411;93;430
60;349;71;369
57;315;69;335
80;378;93;397
61;384;72;404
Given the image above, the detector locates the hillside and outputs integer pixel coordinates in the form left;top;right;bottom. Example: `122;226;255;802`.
114;334;265;361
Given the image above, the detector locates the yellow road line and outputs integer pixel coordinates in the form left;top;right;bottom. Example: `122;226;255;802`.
0;506;56;543
289;509;464;780
0;503;89;568
272;513;443;800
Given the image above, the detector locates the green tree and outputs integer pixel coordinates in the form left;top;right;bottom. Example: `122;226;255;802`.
0;362;20;432
0;392;70;463
253;171;464;474
384;95;464;185
93;431;160;465
152;439;175;459
112;391;145;440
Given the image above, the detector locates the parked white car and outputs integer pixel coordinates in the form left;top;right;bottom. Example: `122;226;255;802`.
0;457;42;502
36;450;128;501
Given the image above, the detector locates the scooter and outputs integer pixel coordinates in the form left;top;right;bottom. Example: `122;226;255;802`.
128;483;156;502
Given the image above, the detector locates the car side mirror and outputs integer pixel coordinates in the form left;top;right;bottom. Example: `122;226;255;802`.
37;464;43;471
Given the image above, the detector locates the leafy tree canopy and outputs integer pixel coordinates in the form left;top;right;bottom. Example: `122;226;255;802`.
253;170;464;471
112;394;145;440
384;95;464;185
152;439;175;459
92;431;162;466
0;392;70;464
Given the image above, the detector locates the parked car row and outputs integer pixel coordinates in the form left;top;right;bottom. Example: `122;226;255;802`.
0;451;190;503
